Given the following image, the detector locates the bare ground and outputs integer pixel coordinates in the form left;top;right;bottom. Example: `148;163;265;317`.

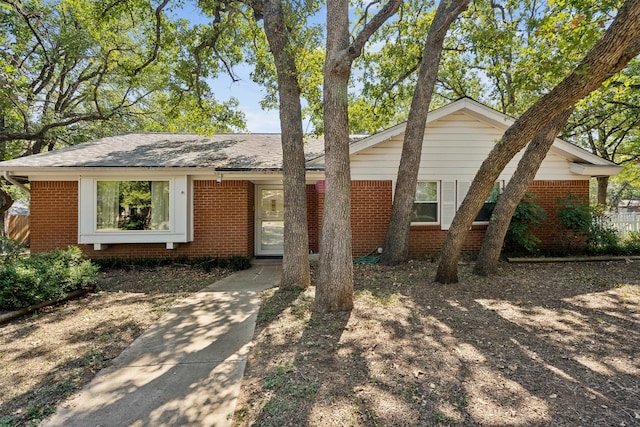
1;260;639;427
233;260;640;426
0;266;232;427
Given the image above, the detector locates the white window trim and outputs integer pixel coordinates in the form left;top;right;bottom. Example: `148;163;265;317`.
78;176;192;247
410;180;504;230
411;180;440;225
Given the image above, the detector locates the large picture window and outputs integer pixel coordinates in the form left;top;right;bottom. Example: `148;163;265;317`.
412;181;438;223
79;176;191;247
96;181;170;231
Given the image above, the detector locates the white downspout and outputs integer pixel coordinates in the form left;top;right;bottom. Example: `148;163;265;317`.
3;172;30;199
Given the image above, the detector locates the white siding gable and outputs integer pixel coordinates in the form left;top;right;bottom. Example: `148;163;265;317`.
350;110;586;183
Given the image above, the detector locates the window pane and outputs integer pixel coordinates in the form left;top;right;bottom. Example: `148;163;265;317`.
475;203;495;222
96;180;170;231
415;181;437;202
412;202;438;222
475;183;501;222
96;181;120;230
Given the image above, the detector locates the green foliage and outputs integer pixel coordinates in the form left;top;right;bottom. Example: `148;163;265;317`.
0;0;245;158
483;191;546;254
557;193;592;232
557;194;622;253
0;247;99;310
0;237;26;264
503;193;547;254
92;255;251;272
350;0;622;133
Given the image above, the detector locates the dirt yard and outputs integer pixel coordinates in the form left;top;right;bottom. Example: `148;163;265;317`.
0;266;232;427
233;260;640;426
1;260;639;426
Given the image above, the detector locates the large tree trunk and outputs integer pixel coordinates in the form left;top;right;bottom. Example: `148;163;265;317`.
315;0;354;312
596;176;609;207
435;2;640;284
260;0;310;289
474;108;574;276
380;0;469;266
314;0;401;312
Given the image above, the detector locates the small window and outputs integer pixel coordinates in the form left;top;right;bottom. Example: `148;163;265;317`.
475;182;501;222
412;181;438;223
96;180;170;231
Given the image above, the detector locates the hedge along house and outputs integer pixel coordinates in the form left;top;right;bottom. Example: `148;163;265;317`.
0;98;622;260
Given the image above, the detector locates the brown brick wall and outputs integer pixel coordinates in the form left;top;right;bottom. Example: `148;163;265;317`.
30;180;255;259
30;181;79;253
526;180;589;247
408;226;489;257
313;180;393;257
307;184;319;253
29;178;589;260
350;180;393;256
405;180;589;256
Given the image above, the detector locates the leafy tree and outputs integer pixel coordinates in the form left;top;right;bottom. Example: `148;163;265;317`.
246;0;322;289
435;0;640;284
0;0;244;156
563;59;640;207
380;0;470;266
473;107;573;275
315;0;401;312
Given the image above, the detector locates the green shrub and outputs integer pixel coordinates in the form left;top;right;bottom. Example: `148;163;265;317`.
484;191;546;254
92;255;252;272
0;236;26;265
557;194;622;254
0;246;99;310
504;193;547;254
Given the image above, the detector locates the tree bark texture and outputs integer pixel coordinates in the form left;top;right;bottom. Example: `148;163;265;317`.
597;176;609;207
315;0;354;312
435;1;640;284
473;108;574;276
314;0;401;312
381;0;469;266
261;0;310;289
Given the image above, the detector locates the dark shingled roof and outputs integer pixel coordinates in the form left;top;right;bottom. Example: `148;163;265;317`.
0;133;327;170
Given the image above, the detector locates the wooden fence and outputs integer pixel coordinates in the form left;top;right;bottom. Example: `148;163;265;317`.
7;215;29;246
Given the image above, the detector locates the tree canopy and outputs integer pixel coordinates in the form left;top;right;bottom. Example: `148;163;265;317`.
0;0;245;158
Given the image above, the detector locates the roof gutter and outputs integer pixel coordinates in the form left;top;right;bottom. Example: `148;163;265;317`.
3;171;30;198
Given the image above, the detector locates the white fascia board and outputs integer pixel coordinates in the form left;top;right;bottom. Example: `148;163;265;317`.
549;142;618;166
569;163;623;177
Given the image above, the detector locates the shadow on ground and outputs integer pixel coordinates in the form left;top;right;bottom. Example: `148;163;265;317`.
233;260;640;426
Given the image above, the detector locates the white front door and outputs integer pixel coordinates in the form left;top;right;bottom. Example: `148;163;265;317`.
255;186;284;256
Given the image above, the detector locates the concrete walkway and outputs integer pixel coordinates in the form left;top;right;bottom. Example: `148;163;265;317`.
42;263;282;427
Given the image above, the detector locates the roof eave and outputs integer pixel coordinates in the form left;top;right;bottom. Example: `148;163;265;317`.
569;163;623;177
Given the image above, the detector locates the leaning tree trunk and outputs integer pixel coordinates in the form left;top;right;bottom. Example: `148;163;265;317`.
314;0;354;312
473;108;574;276
380;0;469;266
596;176;609;207
261;0;310;289
435;2;640;284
